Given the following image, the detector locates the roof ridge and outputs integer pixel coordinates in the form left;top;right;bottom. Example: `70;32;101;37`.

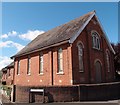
11;11;95;58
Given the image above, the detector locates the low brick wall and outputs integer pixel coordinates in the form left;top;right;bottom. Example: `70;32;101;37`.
13;82;120;103
80;82;120;101
14;85;79;103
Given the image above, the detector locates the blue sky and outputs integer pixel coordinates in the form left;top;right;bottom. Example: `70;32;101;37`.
0;2;118;69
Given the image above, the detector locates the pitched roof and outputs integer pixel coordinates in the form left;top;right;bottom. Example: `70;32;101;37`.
1;62;14;72
7;62;14;68
12;11;95;58
11;10;115;58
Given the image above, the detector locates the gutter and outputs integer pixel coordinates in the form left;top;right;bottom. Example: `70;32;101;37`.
11;40;69;59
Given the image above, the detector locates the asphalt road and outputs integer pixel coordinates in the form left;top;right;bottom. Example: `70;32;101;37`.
2;101;120;105
2;103;120;105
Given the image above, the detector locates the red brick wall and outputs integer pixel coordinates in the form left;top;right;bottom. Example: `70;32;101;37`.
52;44;73;85
2;67;14;85
14;85;79;103
13;16;115;87
6;68;14;85
72;16;115;84
14;43;73;86
14;82;120;103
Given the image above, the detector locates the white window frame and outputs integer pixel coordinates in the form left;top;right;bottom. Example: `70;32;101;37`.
58;48;63;74
77;41;84;72
92;31;100;50
39;53;43;74
27;56;31;75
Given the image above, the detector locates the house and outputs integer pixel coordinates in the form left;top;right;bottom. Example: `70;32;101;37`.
1;62;14;85
1;68;7;85
11;11;117;103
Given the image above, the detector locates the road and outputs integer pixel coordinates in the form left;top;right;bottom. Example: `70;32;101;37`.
2;101;120;105
2;102;120;105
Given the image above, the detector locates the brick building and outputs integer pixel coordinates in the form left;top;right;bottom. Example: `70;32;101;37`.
1;62;14;85
11;11;117;103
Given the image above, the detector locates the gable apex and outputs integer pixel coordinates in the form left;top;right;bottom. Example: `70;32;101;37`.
69;11;95;43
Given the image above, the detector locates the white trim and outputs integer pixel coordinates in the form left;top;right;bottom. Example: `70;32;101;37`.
76;41;84;48
30;89;44;92
94;59;103;66
56;72;64;75
69;12;95;43
91;30;101;38
94;15;115;54
91;31;101;50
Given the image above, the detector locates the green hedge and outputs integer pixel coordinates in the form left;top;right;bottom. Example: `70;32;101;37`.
2;85;12;97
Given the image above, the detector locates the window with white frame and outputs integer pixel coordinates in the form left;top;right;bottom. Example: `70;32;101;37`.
77;42;84;72
27;56;31;75
58;48;63;73
106;50;110;72
92;31;100;50
39;53;43;74
17;59;20;75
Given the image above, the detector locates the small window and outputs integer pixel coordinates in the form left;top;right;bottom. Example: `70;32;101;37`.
8;69;10;76
77;42;84;72
58;48;63;73
39;53;43;74
92;31;100;50
27;56;31;75
106;50;110;72
17;59;20;75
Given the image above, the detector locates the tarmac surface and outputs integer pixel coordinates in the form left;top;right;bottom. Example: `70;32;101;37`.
2;102;120;105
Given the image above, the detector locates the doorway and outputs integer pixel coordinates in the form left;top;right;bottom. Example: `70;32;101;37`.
95;60;102;83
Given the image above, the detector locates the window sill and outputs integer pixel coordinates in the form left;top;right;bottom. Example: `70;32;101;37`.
92;47;100;50
92;47;102;52
57;72;64;75
27;73;31;76
39;73;44;75
79;71;84;73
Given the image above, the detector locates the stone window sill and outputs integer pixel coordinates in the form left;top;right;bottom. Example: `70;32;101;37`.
57;72;64;75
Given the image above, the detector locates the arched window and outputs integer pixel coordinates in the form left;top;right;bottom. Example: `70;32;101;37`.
58;48;63;73
77;42;84;72
92;31;100;50
106;50;110;72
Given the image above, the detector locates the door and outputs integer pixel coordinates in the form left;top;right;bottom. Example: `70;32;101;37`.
95;61;102;83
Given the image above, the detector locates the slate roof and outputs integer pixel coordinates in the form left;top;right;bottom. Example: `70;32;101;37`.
12;10;115;58
1;62;14;72
12;11;95;58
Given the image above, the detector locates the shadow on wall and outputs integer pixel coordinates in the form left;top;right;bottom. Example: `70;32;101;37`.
30;91;54;103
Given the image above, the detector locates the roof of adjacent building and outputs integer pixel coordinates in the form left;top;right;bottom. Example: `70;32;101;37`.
1;62;14;72
11;10;115;58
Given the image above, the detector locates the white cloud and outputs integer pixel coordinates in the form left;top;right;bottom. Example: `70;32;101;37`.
19;30;44;41
0;41;25;51
0;34;8;39
0;56;13;70
1;30;17;39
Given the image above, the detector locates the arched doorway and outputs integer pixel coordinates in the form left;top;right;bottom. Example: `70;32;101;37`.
95;60;102;83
